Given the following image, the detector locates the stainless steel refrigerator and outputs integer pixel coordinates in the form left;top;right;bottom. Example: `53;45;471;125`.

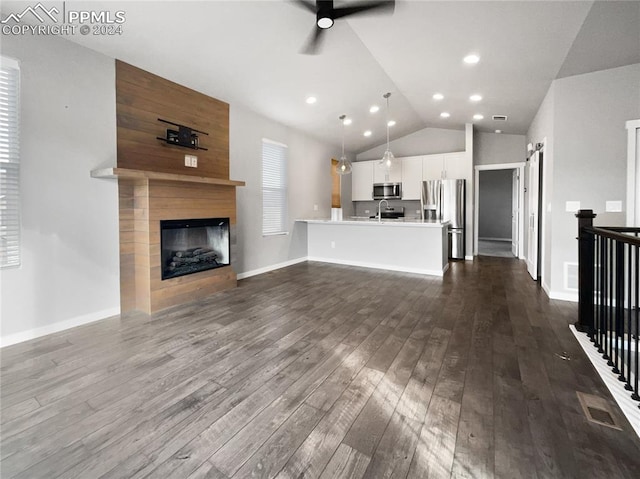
421;179;466;260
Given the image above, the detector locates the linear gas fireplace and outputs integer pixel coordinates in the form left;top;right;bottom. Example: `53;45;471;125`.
160;217;230;280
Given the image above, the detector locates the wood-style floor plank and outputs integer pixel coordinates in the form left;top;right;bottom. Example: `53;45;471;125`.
1;258;640;479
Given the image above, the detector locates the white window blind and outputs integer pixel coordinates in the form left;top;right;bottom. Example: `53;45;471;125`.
262;139;288;236
0;57;20;268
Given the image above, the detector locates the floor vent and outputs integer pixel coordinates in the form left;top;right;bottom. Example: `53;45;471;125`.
576;391;622;430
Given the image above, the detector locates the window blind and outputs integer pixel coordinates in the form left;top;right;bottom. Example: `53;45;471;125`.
0;57;20;268
262;139;288;235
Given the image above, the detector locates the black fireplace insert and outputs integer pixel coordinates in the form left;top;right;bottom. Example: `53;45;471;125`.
160;217;230;280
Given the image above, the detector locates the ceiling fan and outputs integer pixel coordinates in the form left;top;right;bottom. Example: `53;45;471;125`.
293;0;396;54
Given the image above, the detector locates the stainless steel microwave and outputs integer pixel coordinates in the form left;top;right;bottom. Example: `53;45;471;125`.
372;182;402;200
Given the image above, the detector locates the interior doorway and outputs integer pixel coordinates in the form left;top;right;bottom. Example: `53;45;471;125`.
474;162;525;259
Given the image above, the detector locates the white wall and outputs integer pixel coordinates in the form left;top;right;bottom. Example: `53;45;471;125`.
474;132;526;166
356;126;465;161
228;103;341;277
0;35;120;346
549;63;640;300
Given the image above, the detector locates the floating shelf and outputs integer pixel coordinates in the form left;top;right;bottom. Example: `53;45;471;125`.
91;168;245;187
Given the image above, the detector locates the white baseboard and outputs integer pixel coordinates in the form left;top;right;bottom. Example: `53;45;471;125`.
237;257;308;280
569;325;640;439
0;307;120;348
548;289;578;302
307;256;447;277
465;255;474;261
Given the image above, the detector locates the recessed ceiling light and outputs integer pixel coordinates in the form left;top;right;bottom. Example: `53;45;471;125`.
470;94;482;102
369;105;379;113
343;117;352;125
363;130;372;137
464;54;480;64
473;114;484;120
440;112;450;118
495;129;502;134
387;120;396;127
433;93;444;101
305;96;317;104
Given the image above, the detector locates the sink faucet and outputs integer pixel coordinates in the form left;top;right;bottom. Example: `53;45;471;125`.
377;199;389;223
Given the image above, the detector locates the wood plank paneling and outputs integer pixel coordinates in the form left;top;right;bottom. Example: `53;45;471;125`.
119;178;237;314
116;61;229;179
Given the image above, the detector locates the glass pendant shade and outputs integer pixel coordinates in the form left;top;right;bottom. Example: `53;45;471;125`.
336;155;352;175
381;149;394;169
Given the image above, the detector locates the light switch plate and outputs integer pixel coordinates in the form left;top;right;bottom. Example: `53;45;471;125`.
565;201;580;212
184;154;198;167
605;201;622;212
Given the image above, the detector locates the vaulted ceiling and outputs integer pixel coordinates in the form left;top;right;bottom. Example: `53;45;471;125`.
3;1;639;153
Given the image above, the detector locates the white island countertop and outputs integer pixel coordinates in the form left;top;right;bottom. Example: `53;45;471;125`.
297;218;449;228
296;218;449;276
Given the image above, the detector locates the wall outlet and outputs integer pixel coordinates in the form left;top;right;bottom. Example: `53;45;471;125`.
364;210;370;214
313;204;318;211
184;154;198;168
565;201;580;212
605;200;622;212
331;241;336;249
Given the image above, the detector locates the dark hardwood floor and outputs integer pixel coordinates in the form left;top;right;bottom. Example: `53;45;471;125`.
1;257;640;478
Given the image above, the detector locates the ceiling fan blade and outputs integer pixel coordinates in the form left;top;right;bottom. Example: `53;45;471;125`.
300;26;326;55
291;0;318;14
332;0;395;20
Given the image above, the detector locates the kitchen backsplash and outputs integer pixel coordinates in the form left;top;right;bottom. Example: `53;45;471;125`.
353;200;422;219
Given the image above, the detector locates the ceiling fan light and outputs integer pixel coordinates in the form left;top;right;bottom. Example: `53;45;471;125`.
317;16;333;29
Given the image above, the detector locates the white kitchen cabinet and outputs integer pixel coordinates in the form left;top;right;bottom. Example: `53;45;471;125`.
373;159;402;183
351;160;374;201
422;154;444;180
442;152;468;179
400;156;423;200
422;151;469;180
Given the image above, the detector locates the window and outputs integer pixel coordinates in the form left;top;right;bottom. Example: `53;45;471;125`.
262;139;288;235
0;57;20;268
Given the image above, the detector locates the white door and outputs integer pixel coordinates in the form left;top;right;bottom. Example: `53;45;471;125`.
527;152;540;279
511;169;519;256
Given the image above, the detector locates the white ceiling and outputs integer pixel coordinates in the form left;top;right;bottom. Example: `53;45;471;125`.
3;1;639;153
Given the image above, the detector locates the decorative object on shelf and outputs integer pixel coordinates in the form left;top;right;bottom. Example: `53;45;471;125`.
336;114;352;175
156;118;209;151
380;92;395;170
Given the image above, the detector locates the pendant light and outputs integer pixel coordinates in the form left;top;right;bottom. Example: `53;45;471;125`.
380;92;395;169
336;114;352;175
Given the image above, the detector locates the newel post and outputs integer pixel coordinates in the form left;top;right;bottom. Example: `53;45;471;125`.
575;209;596;335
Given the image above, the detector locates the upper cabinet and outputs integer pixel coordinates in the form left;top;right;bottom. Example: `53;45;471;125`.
351;161;374;201
373;159;402;183
400;156;423;200
422;151;469;180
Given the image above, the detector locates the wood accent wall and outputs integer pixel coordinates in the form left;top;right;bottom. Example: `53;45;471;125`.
115;61;240;315
116;60;230;179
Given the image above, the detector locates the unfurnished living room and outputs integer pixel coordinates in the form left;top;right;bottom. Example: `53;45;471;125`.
1;1;640;478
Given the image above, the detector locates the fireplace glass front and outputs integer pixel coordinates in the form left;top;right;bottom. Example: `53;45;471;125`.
160;218;230;280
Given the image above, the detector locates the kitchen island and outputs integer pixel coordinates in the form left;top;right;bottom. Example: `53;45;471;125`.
296;218;449;276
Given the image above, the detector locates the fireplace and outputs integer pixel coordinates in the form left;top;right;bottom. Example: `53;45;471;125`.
160;217;230;280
